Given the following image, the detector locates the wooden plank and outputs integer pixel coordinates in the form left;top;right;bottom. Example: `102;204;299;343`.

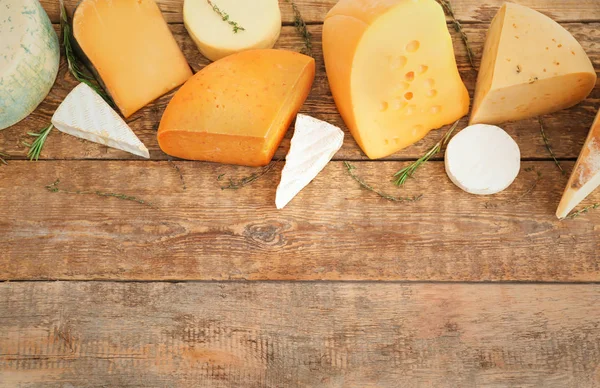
1;24;599;162
41;0;600;24
1;160;599;281
1;282;600;386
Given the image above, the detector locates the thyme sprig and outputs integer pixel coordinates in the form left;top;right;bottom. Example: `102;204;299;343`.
0;151;9;165
207;0;245;34
436;0;476;70
539;117;566;176
23;124;53;161
46;179;155;208
60;0;114;107
345;162;423;203
168;159;187;190
393;120;460;186
284;0;313;56
220;160;279;190
566;203;600;219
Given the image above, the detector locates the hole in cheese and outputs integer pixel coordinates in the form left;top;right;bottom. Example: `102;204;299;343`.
405;72;415;82
404;92;414;100
406;40;420;52
418;64;428;74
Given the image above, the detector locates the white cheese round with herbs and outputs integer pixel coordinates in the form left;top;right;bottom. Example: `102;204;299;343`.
183;0;281;62
445;124;521;195
0;0;60;130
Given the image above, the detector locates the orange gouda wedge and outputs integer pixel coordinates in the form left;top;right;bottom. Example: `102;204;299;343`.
323;0;469;160
158;49;315;166
73;0;192;118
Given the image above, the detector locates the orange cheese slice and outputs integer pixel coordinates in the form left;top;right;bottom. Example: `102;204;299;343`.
158;49;315;167
73;0;193;118
323;0;469;160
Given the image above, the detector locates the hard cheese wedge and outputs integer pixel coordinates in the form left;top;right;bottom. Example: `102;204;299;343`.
184;0;281;61
158;49;315;167
73;0;192;118
0;0;59;130
276;114;344;209
556;110;600;219
471;2;596;125
51;83;150;158
323;0;469;160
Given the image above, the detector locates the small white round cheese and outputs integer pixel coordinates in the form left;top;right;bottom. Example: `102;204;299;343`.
445;124;520;195
184;0;281;62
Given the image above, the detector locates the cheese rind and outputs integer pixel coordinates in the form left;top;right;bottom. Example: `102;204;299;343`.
51;83;150;158
445;124;521;195
471;2;596;125
276;114;344;209
556;110;600;219
0;0;59;130
323;0;469;160
158;49;315;167
73;0;193;118
184;0;281;61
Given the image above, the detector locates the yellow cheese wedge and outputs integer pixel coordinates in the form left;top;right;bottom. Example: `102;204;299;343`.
322;0;469;160
556;110;600;219
73;0;193;118
157;49;315;167
471;3;596;125
184;0;281;62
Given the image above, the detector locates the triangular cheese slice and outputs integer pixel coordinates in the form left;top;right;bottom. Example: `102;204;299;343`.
470;2;596;125
276;114;344;209
557;110;600;219
51;83;150;158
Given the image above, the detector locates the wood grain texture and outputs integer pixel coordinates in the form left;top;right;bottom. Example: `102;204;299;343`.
41;0;600;23
1;282;600;387
1;24;599;162
1;160;599;281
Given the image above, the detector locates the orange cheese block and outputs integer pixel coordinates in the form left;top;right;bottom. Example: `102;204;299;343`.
158;49;315;166
73;0;192;118
323;0;469;160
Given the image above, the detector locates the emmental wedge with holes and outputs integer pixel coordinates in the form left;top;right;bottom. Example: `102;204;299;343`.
470;2;596;125
322;0;469;160
158;49;315;167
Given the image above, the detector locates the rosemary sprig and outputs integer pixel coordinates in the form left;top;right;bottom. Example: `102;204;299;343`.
60;0;115;107
345;162;423;203
436;0;476;70
538;117;566;176
206;0;245;33
393;120;460;186
168;159;187;190
566;203;600;219
284;0;313;56
0;151;9;165
220;160;279;190
23;124;53;161
46;179;155;208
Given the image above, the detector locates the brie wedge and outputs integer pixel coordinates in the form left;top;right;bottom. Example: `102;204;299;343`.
556;109;600;219
51;83;150;158
276;114;344;209
445;124;520;195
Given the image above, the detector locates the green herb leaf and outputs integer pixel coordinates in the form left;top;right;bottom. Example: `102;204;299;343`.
345;162;423;203
46;179;155;208
393;120;460;186
206;0;245;34
60;0;115;108
539;117;566;176
284;0;313;56
220;160;279;190
436;0;475;70
0;151;9;166
25;123;53;161
565;203;600;220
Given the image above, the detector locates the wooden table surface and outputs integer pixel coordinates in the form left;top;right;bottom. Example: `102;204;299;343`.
2;0;600;386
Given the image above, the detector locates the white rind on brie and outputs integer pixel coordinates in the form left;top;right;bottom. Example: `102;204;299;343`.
51;83;150;158
445;124;520;195
276;114;344;209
